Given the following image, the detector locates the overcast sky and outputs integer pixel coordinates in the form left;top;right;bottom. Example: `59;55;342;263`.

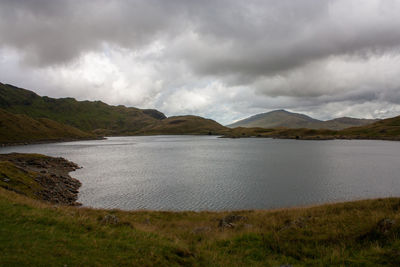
1;0;400;124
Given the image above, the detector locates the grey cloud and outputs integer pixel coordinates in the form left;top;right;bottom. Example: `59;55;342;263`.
0;0;186;66
1;0;400;124
2;0;400;72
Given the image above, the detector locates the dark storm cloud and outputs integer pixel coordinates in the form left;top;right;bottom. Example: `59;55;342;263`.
0;0;186;65
1;0;400;123
2;0;400;73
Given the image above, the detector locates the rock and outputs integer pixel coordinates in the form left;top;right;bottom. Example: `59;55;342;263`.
218;214;247;228
0;153;82;206
281;216;311;231
101;215;120;225
377;218;396;234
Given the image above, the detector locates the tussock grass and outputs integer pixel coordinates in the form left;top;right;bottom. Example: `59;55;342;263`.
1;187;399;266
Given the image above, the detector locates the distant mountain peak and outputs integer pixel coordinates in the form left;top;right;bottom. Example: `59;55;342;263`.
227;110;378;130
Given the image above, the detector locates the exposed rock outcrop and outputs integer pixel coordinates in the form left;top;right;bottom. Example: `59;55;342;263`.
0;153;82;205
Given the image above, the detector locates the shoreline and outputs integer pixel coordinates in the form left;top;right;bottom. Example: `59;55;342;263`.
1;152;398;212
0;153;82;205
1;153;399;265
2;133;400;149
0;136;106;147
221;134;400;141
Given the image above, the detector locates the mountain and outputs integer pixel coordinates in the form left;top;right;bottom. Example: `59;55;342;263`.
0;82;166;135
224;114;400;140
228;110;321;128
0;82;228;138
227;110;378;130
0;108;94;144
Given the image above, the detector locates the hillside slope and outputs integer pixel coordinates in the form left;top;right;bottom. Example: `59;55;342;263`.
228;110;321;128
137;115;229;135
0;83;166;135
228;110;378;130
0;83;229;136
0;108;94;144
340;115;400;138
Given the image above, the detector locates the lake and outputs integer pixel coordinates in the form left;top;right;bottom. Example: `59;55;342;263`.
1;136;400;211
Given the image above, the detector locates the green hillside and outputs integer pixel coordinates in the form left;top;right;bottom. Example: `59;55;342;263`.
0;83;166;134
0;83;229;137
0;108;94;144
228;110;378;130
137;115;229;135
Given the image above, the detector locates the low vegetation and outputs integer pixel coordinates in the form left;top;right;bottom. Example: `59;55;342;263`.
0;83;229;138
1;154;400;266
0;108;95;144
0;82;166;134
136;115;229;135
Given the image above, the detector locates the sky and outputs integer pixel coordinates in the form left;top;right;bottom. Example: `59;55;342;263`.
1;0;400;124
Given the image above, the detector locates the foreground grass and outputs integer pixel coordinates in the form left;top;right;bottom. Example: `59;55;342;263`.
1;188;400;266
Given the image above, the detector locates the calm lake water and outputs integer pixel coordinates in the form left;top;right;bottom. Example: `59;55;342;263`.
1;136;400;211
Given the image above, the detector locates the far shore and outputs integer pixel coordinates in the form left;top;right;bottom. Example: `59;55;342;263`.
3;132;400;148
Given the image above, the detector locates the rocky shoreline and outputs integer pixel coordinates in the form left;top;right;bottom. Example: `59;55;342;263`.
0;136;105;147
0;153;82;205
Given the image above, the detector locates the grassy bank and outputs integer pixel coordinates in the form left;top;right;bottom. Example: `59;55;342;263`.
1;153;399;266
1;188;400;266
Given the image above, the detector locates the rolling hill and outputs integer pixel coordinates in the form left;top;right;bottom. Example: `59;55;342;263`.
137;115;229;135
340;115;400;139
0;82;166;135
227;110;378;130
0;108;94;144
0;82;229;139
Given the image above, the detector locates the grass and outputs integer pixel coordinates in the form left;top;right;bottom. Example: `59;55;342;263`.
0;108;94;144
1;154;400;265
1;187;400;266
0;160;45;198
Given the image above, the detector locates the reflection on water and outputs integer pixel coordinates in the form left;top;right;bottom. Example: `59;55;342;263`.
1;136;400;211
